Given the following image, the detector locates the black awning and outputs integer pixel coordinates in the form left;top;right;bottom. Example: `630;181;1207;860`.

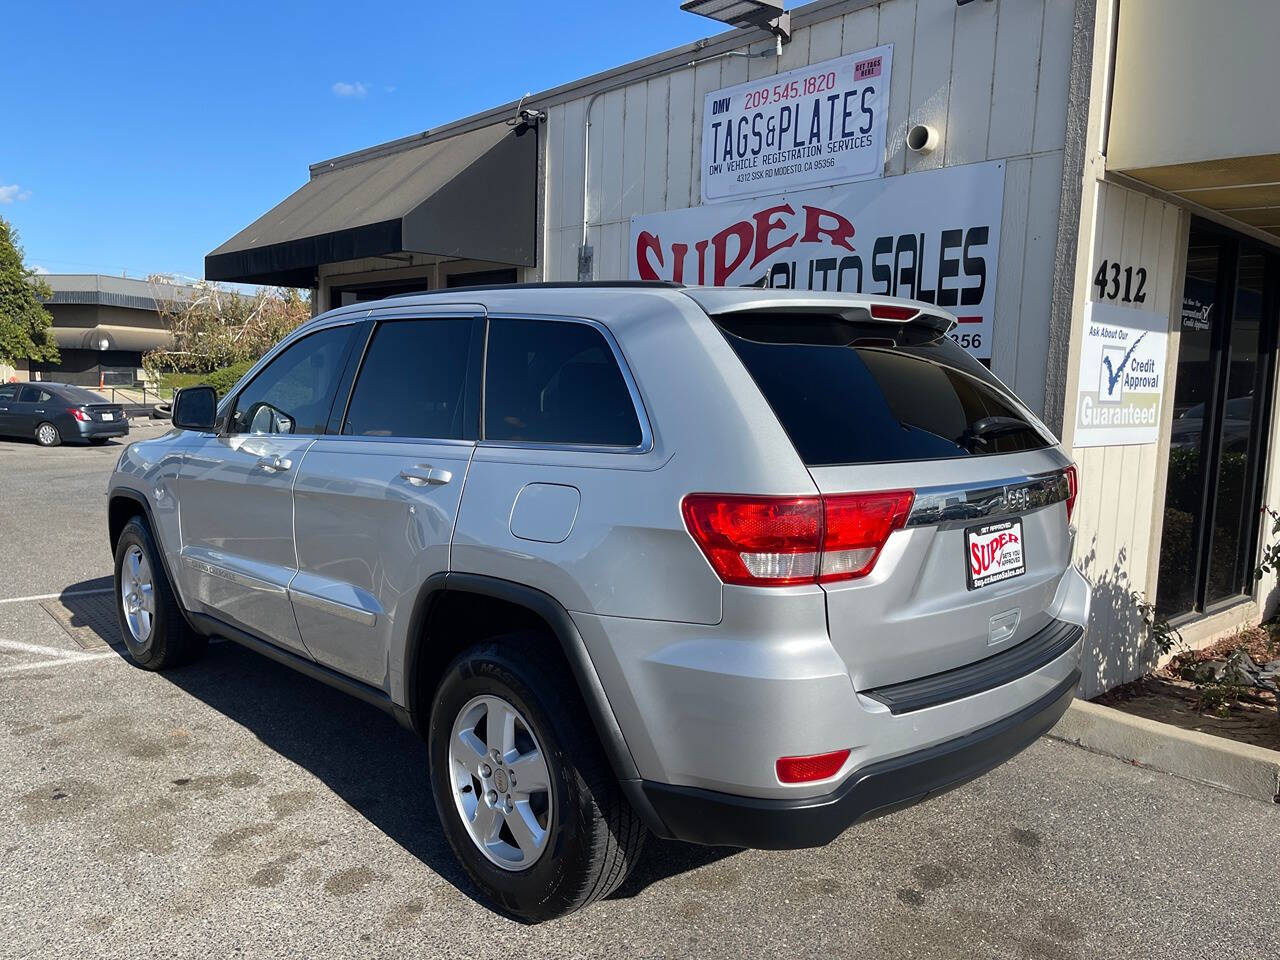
205;122;538;287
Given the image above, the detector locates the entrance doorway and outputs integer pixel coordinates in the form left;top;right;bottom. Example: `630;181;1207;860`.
1156;221;1279;620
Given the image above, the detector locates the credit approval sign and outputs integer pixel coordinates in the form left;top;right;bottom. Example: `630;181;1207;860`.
631;160;1006;359
1072;300;1169;447
700;46;892;204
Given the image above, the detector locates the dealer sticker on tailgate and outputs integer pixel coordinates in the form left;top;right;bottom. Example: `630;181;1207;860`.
965;519;1025;590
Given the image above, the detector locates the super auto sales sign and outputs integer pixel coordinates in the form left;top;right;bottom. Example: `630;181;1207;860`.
701;46;892;203
631;161;1007;359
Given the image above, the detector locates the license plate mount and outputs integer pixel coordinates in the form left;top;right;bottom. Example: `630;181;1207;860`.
965;519;1026;590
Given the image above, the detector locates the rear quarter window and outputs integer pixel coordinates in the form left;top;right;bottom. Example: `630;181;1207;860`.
716;312;1050;466
484;318;643;448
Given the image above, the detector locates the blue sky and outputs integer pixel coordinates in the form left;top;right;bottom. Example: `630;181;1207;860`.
0;1;713;282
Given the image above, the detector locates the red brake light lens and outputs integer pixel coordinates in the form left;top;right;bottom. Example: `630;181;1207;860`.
1064;464;1078;523
776;749;851;783
869;303;918;321
680;495;822;586
681;490;914;587
819;491;915;583
68;407;90;422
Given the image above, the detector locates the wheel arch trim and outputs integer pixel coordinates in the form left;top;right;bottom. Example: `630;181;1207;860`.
107;487;199;633
402;572;640;783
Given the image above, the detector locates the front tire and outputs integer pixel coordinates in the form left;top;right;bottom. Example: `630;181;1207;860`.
35;422;60;446
428;634;647;921
113;516;206;669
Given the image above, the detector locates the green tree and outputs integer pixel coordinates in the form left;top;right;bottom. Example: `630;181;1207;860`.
0;216;59;366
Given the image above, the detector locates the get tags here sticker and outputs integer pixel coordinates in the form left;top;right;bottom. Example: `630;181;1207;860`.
966;519;1025;590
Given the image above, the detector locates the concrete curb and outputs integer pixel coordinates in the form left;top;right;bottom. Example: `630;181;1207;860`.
1048;699;1280;805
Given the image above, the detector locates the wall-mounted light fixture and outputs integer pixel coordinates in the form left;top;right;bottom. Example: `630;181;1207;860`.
680;0;791;45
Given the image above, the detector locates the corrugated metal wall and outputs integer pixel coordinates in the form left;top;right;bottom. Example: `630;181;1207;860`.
542;0;1077;415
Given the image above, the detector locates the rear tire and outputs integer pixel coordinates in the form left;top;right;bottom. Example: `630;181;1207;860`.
428;633;647;921
35;422;60;446
113;516;206;669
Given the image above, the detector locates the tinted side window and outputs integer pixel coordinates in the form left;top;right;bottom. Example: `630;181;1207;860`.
484;319;642;447
342;318;475;439
18;386;45;403
0;386;17;402
229;325;355;436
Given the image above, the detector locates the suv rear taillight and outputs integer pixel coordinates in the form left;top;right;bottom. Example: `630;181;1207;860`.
1064;464;1078;523
68;407;90;422
681;490;914;587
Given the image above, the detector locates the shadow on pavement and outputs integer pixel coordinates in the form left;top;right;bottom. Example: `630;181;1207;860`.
61;577;738;909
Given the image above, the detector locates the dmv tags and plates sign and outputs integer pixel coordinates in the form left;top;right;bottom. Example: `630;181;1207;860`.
700;46;892;203
966;520;1025;590
1072;300;1169;447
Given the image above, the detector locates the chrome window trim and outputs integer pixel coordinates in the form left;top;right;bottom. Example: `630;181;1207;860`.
477;312;655;456
906;469;1071;529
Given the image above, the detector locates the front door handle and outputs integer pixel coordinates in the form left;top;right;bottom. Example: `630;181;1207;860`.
256;454;292;472
399;464;453;486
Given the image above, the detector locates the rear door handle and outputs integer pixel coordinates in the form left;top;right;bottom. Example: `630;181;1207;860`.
399;464;453;486
256;454;292;472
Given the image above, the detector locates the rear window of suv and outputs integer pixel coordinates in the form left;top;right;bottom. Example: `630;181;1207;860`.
715;312;1050;466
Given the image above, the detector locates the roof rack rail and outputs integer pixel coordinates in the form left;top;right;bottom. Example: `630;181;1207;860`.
383;280;684;300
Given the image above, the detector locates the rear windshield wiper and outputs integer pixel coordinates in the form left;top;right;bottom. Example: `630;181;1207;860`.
957;416;1035;451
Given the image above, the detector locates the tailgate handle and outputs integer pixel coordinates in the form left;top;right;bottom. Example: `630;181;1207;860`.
988;609;1020;646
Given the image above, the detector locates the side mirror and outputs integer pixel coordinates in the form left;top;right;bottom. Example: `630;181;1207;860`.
172;385;218;432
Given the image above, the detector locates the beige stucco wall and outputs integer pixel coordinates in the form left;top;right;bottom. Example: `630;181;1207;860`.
1108;0;1280;172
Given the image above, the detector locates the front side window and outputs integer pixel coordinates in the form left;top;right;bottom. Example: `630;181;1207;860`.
342;318;475;439
0;385;19;402
229;325;355;436
484;318;642;447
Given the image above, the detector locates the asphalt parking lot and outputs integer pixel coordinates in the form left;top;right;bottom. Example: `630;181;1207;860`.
1;425;1276;959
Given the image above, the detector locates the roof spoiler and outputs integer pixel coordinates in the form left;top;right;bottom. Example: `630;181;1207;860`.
699;301;957;347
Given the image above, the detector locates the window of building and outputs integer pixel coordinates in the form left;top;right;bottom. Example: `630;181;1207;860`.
484;318;643;448
1156;223;1278;619
342;318;477;440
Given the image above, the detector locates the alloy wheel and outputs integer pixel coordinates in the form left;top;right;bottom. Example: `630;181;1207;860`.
120;544;155;643
37;423;58;446
447;694;553;871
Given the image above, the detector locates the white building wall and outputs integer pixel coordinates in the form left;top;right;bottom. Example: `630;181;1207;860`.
543;0;1077;415
1061;179;1189;695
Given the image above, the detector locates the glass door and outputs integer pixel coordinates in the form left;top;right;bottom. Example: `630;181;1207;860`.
1156;222;1278;620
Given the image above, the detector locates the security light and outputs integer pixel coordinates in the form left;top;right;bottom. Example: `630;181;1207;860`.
680;0;791;43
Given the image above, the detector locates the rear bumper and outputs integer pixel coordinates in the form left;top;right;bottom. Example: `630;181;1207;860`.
75;419;129;438
636;668;1079;848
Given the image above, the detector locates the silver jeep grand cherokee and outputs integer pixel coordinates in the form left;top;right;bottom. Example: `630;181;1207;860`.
108;283;1090;920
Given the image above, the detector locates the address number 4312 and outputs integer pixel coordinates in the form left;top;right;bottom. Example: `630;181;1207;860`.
1093;259;1147;304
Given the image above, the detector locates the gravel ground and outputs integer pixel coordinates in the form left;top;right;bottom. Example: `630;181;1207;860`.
1;427;1276;959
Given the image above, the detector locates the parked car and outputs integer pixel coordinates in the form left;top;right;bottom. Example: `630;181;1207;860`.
0;381;128;446
107;283;1090;921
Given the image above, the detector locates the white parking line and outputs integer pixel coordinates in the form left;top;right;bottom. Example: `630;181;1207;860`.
0;588;114;606
0;639;96;660
0;652;117;675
